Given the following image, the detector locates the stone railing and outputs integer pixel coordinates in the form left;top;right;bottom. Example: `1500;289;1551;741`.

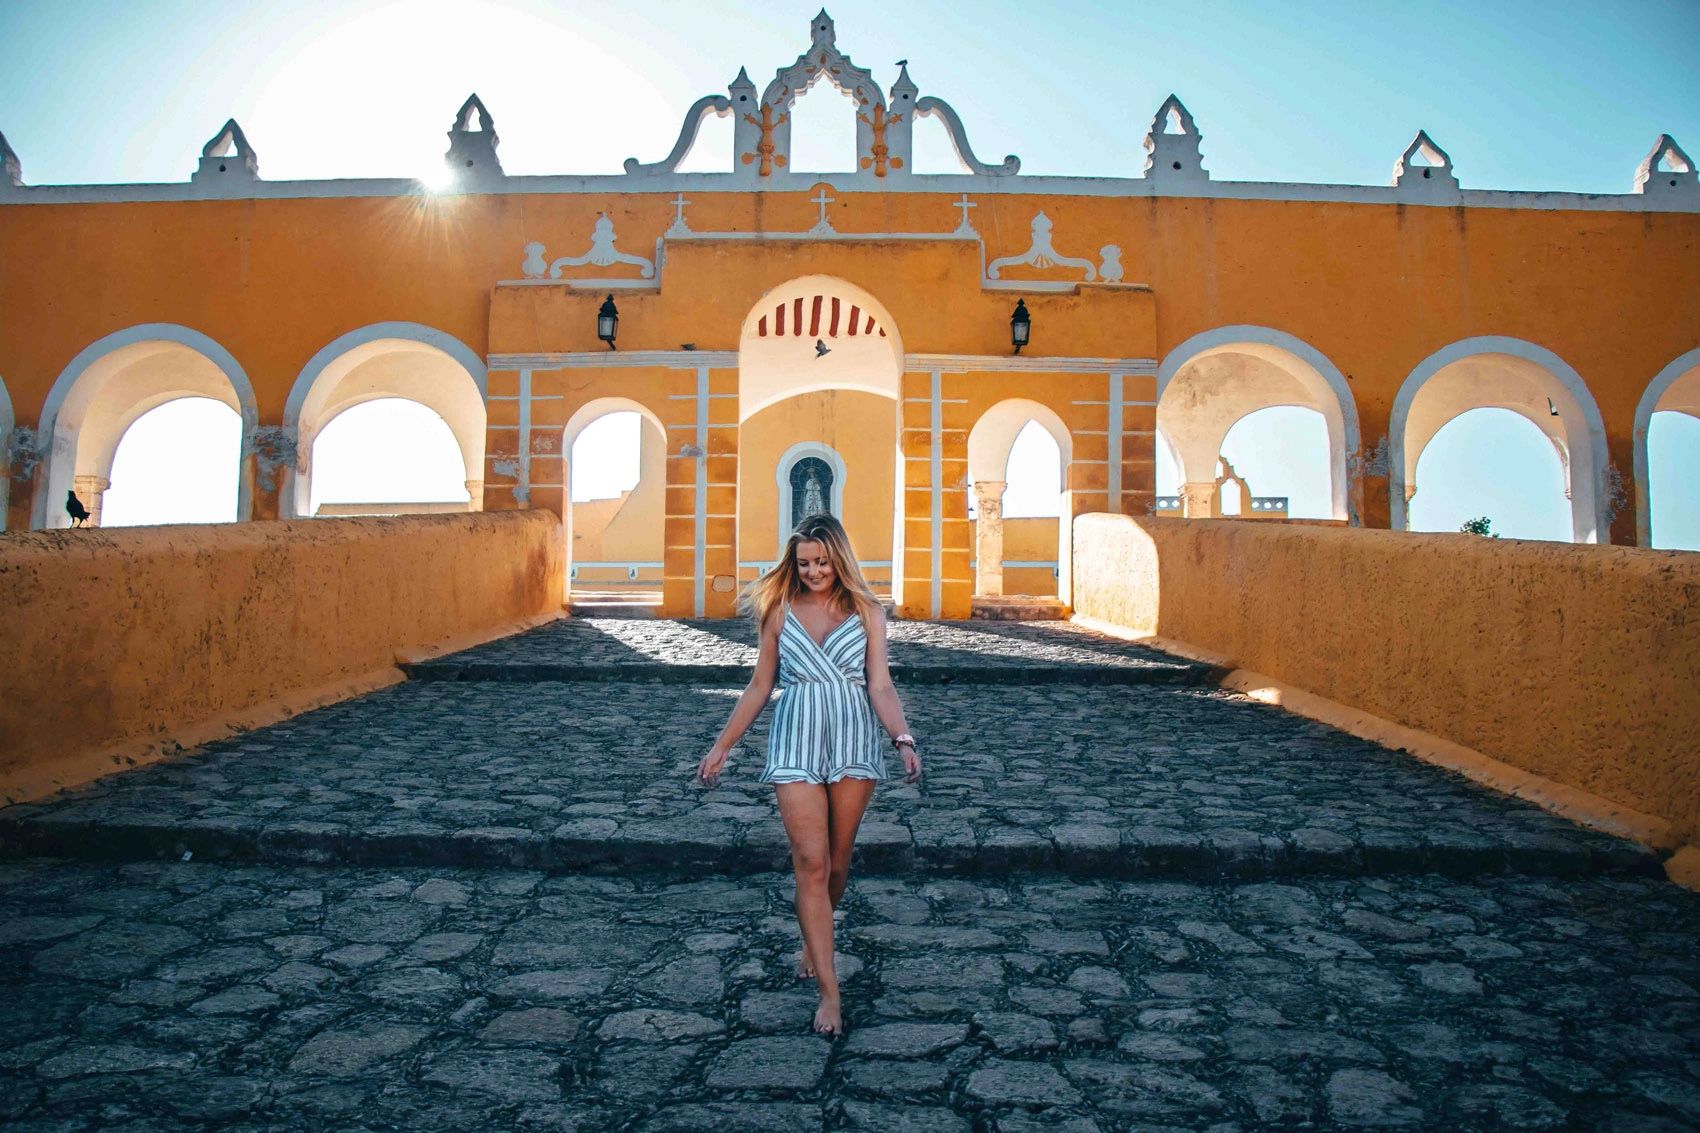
1072;513;1700;880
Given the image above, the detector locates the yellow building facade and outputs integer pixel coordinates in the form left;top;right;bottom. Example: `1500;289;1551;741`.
2;13;1698;618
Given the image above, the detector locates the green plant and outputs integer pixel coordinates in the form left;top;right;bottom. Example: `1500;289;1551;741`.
1460;516;1497;537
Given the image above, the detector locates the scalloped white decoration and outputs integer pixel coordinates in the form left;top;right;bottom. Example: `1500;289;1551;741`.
987;212;1096;281
1392;130;1459;197
1144;95;1206;184
192;118;258;183
1635;134;1698;198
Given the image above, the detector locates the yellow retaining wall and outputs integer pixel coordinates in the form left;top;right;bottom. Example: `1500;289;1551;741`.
1073;514;1700;856
0;511;564;802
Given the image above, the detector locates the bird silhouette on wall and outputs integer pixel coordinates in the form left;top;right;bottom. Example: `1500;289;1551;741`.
815;339;831;358
65;490;89;527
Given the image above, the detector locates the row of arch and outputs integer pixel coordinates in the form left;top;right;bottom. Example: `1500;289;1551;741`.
1;320;1696;547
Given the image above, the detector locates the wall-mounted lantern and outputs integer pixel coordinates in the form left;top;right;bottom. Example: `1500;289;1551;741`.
1010;299;1031;355
597;294;619;350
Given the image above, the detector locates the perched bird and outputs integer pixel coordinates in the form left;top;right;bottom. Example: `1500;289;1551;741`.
815;339;831;359
681;342;696;351
895;59;908;67
1547;397;1560;417
65;489;89;527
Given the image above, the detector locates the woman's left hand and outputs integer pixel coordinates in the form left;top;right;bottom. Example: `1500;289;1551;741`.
899;744;922;785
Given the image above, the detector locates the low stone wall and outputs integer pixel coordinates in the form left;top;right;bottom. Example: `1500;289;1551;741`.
0;512;564;801
1073;514;1700;853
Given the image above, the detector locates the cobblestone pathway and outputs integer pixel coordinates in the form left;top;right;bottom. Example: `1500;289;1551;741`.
2;620;1697;1130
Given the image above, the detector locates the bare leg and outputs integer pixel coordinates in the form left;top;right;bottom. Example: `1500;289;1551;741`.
774;782;842;1036
796;777;878;978
825;776;877;909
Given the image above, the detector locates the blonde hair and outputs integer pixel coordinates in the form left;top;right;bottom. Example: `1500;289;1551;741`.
741;512;882;629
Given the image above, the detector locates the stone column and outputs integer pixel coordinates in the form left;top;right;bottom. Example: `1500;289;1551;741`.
464;479;484;511
71;474;111;527
1181;481;1217;519
973;480;1007;596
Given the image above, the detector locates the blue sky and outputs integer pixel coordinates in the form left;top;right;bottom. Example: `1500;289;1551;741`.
4;0;1696;545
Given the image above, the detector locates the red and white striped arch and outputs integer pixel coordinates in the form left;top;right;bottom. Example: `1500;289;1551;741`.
755;293;887;340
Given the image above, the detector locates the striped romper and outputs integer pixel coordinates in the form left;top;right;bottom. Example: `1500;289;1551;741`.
759;606;889;785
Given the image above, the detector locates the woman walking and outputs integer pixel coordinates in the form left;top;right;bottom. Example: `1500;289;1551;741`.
695;513;922;1038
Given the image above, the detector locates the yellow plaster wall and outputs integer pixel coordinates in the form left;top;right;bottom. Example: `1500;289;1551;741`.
2;188;1696;541
1073;513;1700;848
0;511;564;802
738;389;896;566
969;515;1061;596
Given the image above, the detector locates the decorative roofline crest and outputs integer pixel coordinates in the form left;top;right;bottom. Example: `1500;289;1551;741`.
193;118;258;184
623;11;1019;184
1635;133;1697;198
1392;130;1459;198
446;93;503;185
1144;95;1206;184
0;129;21;188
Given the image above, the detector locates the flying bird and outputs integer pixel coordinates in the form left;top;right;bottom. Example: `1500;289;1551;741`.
815;339;831;358
1547;397;1560;417
65;490;89;527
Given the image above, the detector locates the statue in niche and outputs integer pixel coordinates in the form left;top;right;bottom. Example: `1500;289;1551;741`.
789;456;834;529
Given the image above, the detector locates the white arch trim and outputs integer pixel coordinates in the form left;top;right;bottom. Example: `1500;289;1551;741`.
1634;346;1700;547
775;440;848;550
1390;336;1610;543
33;323;258;528
282;322;488;518
1157;325;1361;523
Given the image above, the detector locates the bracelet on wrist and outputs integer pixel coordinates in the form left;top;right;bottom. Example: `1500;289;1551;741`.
893;733;917;751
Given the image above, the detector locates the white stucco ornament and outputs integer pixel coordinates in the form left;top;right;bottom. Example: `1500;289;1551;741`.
524;215;656;281
988;212;1096;281
1392;130;1460;199
192;119;259;184
1098;245;1124;283
1634;134;1697;198
621;11;1018;185
444;94;504;186
1144;95;1207;185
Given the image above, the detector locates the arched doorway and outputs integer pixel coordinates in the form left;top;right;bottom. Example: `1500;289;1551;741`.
564;399;668;606
737;276;903;599
967;399;1071;599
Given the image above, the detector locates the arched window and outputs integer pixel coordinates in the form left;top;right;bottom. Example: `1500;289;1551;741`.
309;399;469;515
101;398;242;527
1409;408;1570;540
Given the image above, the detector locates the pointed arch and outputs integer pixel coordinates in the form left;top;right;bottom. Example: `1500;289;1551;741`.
1390;337;1609;543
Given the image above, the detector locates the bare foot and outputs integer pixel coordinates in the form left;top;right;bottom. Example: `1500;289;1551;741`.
796;950;816;980
812;995;843;1038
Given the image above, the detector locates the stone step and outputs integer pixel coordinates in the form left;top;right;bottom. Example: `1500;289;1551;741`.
0;810;1662;882
971;596;1069;621
566;594;662;619
401;659;1222;686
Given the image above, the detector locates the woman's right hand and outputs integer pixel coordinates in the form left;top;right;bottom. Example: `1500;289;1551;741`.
696;746;731;787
